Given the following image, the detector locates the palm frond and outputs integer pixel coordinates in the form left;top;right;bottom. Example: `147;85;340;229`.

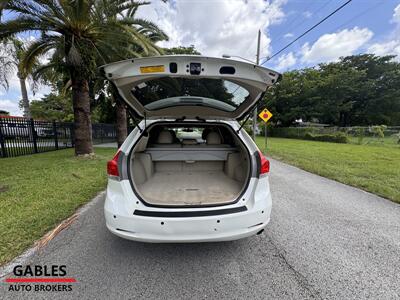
20;35;59;76
0;16;51;40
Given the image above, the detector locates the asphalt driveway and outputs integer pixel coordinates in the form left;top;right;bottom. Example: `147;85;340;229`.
1;159;399;299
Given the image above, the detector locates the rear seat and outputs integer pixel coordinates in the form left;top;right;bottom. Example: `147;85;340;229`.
146;130;236;161
204;131;230;148
150;130;181;148
180;132;230;148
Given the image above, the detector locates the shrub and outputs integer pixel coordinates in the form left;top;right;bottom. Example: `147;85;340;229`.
303;132;349;143
394;131;400;144
370;125;387;139
269;127;349;143
355;128;365;145
304;132;315;140
269;127;313;139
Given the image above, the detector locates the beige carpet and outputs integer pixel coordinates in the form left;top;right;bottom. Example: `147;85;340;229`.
137;171;242;206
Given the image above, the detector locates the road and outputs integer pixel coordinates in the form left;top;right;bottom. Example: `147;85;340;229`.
1;159;399;299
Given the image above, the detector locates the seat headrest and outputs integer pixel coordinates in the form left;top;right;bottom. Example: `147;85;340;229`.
182;139;197;145
157;130;173;144
206;132;222;145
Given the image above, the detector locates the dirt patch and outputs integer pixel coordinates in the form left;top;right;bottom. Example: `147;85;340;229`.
0;185;9;193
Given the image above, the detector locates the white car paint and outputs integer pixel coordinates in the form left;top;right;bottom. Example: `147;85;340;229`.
102;56;278;242
104;119;272;242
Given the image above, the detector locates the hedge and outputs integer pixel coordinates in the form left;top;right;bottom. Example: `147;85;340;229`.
304;132;349;143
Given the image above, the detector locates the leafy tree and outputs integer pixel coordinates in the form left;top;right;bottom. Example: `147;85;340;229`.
165;45;200;55
0;0;165;155
264;54;400;126
30;92;74;122
0;109;9;115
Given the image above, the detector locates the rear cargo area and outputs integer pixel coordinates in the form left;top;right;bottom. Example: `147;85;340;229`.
137;163;242;206
130;123;250;206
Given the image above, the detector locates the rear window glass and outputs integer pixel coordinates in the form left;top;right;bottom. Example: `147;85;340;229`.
131;77;250;112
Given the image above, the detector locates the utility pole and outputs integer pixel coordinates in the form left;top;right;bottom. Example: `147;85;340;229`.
252;29;261;141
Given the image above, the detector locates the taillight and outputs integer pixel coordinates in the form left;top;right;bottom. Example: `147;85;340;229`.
258;150;270;175
107;150;121;177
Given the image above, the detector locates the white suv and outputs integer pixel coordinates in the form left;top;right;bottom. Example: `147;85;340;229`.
101;55;280;242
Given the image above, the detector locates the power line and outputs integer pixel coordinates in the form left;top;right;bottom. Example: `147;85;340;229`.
261;0;353;65
272;0;317;42
294;0;384;59
274;0;333;47
329;0;384;34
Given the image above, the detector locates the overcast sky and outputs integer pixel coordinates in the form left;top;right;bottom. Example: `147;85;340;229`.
1;0;400;116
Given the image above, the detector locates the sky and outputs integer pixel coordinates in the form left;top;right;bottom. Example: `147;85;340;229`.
1;0;400;116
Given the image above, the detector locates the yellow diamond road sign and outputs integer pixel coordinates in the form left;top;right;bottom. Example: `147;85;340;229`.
259;108;273;123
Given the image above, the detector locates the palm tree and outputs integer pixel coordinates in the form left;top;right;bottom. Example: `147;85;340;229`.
0;2;5;21
0;38;34;118
0;0;165;155
94;0;168;148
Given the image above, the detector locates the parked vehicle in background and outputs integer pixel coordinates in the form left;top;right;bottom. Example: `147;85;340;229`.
102;55;280;242
1;121;30;138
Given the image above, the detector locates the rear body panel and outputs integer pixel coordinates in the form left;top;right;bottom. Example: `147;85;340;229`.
104;176;271;243
104;119;272;242
102;55;278;242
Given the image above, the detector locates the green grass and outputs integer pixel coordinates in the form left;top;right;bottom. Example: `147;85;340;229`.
0;148;116;265
256;137;400;203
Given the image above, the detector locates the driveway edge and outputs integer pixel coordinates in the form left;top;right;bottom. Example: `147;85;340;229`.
0;191;106;278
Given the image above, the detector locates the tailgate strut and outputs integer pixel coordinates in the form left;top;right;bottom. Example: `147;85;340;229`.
237;94;266;133
237;113;252;133
128;110;143;133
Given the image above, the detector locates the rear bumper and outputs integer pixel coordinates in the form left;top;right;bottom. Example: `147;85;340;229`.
104;177;272;243
104;199;271;243
105;219;269;243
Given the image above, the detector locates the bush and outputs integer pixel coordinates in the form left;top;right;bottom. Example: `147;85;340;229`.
370;125;387;139
355;128;365;145
269;127;313;139
303;132;349;143
268;127;350;143
304;132;314;140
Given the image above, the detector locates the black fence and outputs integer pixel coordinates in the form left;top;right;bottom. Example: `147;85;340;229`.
0;117;118;158
92;123;117;145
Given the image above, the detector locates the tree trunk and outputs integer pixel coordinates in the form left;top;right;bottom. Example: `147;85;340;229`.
71;76;93;155
19;76;31;119
116;96;127;148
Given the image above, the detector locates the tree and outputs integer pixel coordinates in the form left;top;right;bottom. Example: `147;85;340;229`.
0;38;35;118
0;109;9;115
91;0;168;147
89;1;168;147
165;45;200;55
0;1;5;21
264;54;400;126
1;0;165;155
30;92;74;122
0;40;13;91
